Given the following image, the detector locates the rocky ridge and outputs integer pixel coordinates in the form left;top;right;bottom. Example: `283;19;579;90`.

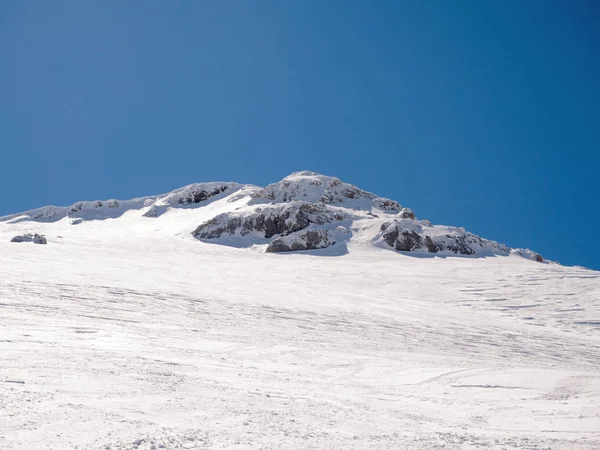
0;171;545;262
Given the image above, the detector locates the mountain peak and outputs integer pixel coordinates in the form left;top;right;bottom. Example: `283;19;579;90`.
284;170;326;178
250;171;398;210
1;171;546;264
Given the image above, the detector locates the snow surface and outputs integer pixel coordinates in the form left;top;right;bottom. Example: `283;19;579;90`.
1;172;599;449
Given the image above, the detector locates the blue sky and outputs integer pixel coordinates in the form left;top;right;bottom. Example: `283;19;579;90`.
1;1;598;269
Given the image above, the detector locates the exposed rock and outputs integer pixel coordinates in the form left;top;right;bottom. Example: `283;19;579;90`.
175;185;229;205
395;230;422;252
0;182;237;224
432;234;476;255
143;184;240;219
0;171;547;262
382;224;399;245
378;219;510;256
424;236;438;253
266;230;334;252
193;202;344;240
250;171;402;213
66;198;151;222
511;248;544;263
10;233;47;244
373;198;402;213
142;205;159;218
33;234;47;244
381;221;423;251
381;219;422;252
68;200;112;217
195;217;243;239
398;208;415;219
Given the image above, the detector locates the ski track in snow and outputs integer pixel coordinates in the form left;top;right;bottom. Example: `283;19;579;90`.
0;184;599;449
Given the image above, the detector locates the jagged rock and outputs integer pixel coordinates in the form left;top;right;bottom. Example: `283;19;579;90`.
431;234;476;255
66;198;150;222
378;219;510;256
266;230;334;252
381;221;423;251
10;233;47;244
398;208;415;219
250;171;402;213
373;198;402;213
68;200;113;216
175;185;229;205
424;236;438;253
193;202;343;240
395;230;422;251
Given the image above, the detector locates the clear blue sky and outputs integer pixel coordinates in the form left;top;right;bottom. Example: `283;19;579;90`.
1;1;599;269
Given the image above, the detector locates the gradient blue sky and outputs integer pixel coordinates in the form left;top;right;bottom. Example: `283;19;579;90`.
1;1;598;269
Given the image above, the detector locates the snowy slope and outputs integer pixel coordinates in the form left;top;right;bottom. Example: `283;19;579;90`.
1;172;599;449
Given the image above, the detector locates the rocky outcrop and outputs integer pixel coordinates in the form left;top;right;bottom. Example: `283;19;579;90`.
143;183;240;219
0;183;239;224
266;230;333;252
68;199;124;217
250;171;402;213
426;232;509;255
373;198;402;214
173;185;230;205
381;223;423;252
511;248;544;263
142;205;159;218
10;233;47;244
378;219;510;256
193;202;345;240
397;208;415;219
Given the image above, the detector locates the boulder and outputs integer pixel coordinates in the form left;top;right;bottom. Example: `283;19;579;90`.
380;219;424;252
10;233;47;244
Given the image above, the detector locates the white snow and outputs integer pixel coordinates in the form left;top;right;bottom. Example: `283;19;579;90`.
1;172;599;449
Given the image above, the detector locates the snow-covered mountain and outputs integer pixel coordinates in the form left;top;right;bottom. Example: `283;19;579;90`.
1;171;599;449
1;171;544;262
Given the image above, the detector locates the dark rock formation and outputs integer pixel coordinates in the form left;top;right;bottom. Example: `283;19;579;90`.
10;233;47;244
379;219;510;256
382;224;423;252
193;203;342;240
398;208;415;219
266;230;333;253
176;186;229;205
